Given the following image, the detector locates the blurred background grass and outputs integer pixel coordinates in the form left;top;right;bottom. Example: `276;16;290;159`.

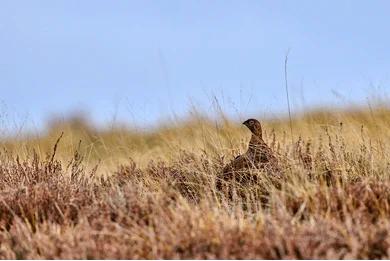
2;102;390;173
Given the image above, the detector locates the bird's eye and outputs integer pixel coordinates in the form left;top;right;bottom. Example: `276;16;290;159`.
249;120;254;125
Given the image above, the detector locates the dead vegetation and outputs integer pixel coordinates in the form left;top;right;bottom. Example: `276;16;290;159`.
0;107;390;259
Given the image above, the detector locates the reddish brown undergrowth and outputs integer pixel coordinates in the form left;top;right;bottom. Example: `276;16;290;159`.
1;108;390;259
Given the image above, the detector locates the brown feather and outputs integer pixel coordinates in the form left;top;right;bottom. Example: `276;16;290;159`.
219;119;281;189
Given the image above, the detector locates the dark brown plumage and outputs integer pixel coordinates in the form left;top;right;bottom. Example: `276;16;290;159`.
217;119;281;191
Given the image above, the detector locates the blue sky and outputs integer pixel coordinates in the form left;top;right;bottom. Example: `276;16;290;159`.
1;1;390;131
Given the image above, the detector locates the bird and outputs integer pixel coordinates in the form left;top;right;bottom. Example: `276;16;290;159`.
217;119;281;191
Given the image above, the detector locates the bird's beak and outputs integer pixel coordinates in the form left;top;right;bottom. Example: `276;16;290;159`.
242;121;248;126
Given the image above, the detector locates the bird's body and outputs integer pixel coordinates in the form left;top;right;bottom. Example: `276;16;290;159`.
219;119;281;190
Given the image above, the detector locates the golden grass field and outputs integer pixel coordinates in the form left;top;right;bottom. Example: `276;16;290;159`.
0;105;390;259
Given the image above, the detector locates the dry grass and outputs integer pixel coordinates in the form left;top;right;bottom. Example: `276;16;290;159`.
1;106;390;259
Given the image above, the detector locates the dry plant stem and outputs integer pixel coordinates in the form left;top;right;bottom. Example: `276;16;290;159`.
284;49;294;144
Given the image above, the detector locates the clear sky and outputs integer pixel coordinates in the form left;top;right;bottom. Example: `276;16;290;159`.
1;1;390;131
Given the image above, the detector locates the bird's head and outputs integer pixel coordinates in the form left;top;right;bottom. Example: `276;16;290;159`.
243;118;262;138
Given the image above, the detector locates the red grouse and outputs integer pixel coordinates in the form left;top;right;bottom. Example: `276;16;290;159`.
220;119;281;187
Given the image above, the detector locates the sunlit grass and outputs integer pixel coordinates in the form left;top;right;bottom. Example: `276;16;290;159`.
0;104;390;258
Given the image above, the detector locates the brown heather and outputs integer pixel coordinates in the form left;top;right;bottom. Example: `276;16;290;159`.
1;107;390;259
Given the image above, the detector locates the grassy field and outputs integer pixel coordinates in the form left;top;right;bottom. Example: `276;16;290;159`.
0;106;390;259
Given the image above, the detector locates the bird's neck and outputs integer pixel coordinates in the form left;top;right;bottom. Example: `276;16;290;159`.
248;133;265;149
